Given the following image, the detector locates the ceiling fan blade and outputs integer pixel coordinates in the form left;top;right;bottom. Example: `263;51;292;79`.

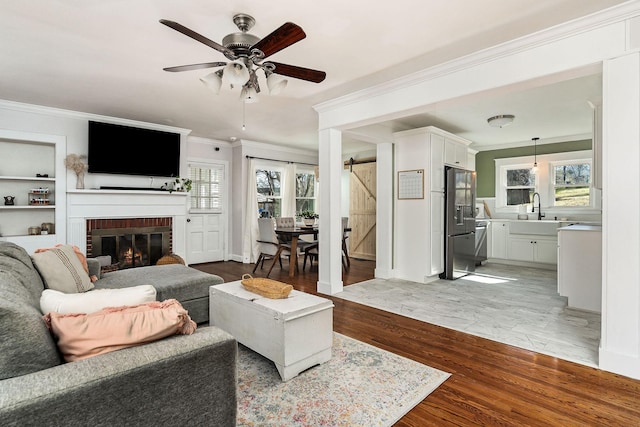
269;62;326;83
159;19;235;58
251;22;306;59
163;62;227;72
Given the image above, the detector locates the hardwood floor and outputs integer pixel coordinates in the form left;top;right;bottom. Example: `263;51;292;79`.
193;258;640;426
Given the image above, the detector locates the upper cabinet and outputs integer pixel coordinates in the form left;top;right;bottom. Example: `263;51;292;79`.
444;135;472;169
0;129;66;252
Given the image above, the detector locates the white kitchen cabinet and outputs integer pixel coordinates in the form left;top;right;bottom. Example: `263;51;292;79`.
558;225;602;312
490;220;509;259
507;235;558;264
444;137;469;169
430;191;444;276
430;133;445;192
393;126;473;283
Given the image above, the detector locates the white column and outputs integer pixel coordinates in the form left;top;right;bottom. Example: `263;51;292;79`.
375;142;394;278
317;128;344;295
599;51;640;379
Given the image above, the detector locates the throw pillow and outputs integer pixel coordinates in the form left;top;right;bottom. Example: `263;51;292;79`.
40;285;157;315
35;244;98;282
43;299;197;362
31;245;94;293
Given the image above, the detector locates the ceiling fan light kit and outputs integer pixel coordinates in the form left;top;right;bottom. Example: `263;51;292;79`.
160;13;326;104
487;114;515;128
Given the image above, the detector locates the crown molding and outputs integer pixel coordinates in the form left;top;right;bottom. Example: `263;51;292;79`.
0;99;192;135
314;1;640;113
473;133;592;152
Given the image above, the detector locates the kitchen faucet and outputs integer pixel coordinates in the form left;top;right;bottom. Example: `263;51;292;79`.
532;192;545;220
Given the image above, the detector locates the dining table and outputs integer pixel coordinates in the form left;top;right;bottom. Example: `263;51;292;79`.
273;225;351;278
274;226;318;278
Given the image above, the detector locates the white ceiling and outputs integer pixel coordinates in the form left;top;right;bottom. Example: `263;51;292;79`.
0;1;627;152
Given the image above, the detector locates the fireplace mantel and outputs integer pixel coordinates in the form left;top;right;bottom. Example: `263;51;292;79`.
66;190;188;258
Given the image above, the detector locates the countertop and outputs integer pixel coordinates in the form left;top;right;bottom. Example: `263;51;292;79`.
558;224;602;232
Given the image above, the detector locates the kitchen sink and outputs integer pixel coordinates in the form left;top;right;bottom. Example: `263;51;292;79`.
509;221;563;236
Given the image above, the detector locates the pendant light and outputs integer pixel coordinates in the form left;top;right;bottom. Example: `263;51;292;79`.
532;137;539;171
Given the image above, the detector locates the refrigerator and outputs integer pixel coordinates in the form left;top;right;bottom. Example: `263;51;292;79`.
442;166;477;279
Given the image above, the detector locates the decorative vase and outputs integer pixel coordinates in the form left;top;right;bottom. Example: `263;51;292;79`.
76;172;85;189
303;218;315;227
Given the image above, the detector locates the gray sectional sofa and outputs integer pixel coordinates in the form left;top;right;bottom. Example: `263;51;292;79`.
0;241;238;426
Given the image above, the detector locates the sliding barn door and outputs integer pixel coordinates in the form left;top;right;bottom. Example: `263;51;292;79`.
349;162;376;260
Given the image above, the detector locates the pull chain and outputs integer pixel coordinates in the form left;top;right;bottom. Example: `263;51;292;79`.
242;101;246;131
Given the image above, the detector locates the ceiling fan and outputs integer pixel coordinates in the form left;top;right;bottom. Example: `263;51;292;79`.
159;14;326;100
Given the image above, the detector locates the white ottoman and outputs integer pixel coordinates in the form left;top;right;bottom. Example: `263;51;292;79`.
209;280;334;381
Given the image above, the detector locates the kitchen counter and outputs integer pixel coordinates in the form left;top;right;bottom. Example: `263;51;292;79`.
558;224;602;232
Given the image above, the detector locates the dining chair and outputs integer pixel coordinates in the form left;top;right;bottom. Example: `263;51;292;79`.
254;217;292;274
342;216;350;271
275;217;318;271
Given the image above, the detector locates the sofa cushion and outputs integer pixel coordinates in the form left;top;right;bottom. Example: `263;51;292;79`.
31;245;94;293
94;264;223;303
0;242;61;380
40;285;157;315
43;299;197;362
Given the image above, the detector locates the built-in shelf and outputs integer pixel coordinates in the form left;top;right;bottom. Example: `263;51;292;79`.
0;205;55;210
0;176;56;182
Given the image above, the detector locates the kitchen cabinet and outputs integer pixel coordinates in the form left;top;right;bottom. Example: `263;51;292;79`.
444;137;469;169
393;126;473;283
558;225;602;312
0;130;66;253
430;191;444;276
507;235;558;264
490;220;508;259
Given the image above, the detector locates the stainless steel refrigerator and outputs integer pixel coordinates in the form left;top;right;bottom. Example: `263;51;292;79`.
442;166;477;279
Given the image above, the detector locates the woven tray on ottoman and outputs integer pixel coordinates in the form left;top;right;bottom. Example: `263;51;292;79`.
241;274;292;299
156;253;185;266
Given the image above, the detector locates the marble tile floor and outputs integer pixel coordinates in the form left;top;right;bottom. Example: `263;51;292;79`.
334;262;601;368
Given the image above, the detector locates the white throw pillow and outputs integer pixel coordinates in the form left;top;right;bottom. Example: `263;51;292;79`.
40;285;157;315
31;245;94;293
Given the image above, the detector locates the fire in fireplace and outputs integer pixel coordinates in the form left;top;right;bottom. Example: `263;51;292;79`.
90;225;171;269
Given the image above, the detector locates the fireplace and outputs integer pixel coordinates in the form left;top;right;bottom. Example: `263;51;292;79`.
87;218;172;269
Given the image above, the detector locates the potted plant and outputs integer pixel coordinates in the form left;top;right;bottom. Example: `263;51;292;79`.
299;210;319;227
162;177;192;193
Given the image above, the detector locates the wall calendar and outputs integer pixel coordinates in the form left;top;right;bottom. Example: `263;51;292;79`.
398;169;424;199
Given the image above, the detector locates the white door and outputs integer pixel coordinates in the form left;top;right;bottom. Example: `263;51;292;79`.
187;213;224;263
186;162;227;264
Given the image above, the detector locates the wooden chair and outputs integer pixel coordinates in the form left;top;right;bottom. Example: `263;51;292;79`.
254;217;292;275
275;217;318;271
342;216;351;271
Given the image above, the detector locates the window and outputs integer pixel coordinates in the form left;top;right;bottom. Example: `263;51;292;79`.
495;150;596;213
295;169;316;213
189;164;224;212
256;168;282;218
553;162;590;206
506;167;536;205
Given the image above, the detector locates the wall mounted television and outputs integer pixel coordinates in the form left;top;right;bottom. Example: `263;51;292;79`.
88;120;181;177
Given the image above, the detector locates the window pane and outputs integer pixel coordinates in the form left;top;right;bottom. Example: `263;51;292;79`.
296;199;315;213
507;189;534;205
189;165;223;212
555;164;590;185
256;170;281;197
555;187;590;206
507;169;535;186
258;198;281;218
296;173;315;197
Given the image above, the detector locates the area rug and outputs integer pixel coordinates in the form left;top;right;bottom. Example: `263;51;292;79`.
236;333;450;426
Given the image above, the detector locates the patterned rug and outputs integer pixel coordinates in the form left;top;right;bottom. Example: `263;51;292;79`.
236;333;450;426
